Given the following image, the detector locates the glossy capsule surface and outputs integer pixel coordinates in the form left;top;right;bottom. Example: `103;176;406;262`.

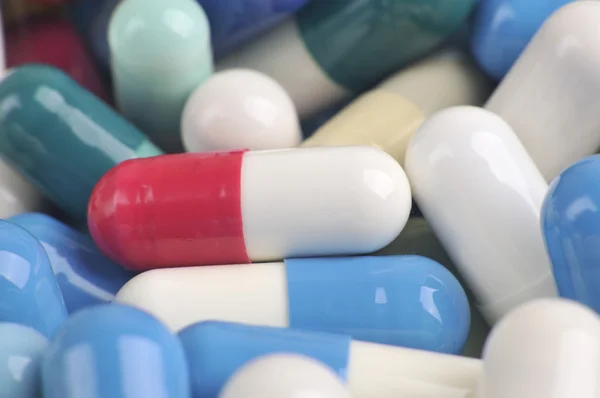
42;304;190;398
10;213;134;314
0;65;162;221
0;220;67;337
0;323;47;398
542;155;600;312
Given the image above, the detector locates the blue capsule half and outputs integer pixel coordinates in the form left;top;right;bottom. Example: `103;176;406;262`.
180;321;351;398
42;304;189;398
285;255;471;354
9;213;134;314
542;155;600;312
0;220;67;337
470;0;574;80
0;323;47;398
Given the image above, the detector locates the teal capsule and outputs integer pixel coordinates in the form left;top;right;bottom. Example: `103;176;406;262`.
0;65;162;222
109;0;214;153
0;323;47;398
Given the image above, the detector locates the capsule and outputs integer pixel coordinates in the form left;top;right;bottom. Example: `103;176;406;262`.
88;146;411;270
471;0;575;80
485;1;600;181
9;213;134;314
109;0;213;153
116;255;470;353
541;155;600;312
217;0;477;118
0;220;67;337
301;48;492;166
200;0;310;58
0;65;162;222
405;106;557;324
478;299;600;398
6;15;108;101
376;217;490;359
220;354;349;398
182;69;302;152
42;304;189;398
0;323;47;398
180;321;482;398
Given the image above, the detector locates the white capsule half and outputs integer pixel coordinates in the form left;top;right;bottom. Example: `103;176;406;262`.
485;1;600;181
181;69;302;153
479;298;600;398
302;48;493;166
405;106;557;324
220;354;350;398
0;161;44;218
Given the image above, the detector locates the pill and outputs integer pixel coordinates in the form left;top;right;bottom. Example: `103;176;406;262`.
405;106;557;324
9;212;134;314
301;48;492;166
0;220;67;337
376;217;490;359
88;146;411;270
42;304;189;398
67;0;120;72
179;321;482;398
478;298;600;398
0;323;47;398
541;155;600;312
0;64;162;222
219;354;349;398
217;0;478;118
485;1;600;181
470;0;574;80
200;0;310;58
109;0;213;153
181;69;301;152
6;15;109;102
116;255;470;352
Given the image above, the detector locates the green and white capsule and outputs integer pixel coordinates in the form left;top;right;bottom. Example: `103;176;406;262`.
217;0;478;118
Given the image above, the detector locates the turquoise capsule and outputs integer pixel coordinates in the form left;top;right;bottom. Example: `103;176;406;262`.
0;220;67;337
0;323;47;398
0;65;162;222
42;304;190;398
109;0;214;153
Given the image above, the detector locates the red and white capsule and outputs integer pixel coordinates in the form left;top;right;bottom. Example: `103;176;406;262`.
88;146;411;271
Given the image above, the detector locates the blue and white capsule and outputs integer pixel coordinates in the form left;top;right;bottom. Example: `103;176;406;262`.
0;220;67;337
116;255;471;354
9;213;134;314
179;321;482;398
0;323;47;398
42;304;189;398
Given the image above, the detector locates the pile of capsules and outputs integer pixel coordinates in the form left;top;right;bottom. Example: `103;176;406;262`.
0;0;600;397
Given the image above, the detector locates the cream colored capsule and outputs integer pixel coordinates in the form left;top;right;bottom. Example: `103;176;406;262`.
301;49;492;165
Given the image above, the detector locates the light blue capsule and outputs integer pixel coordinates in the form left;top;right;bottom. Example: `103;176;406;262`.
0;323;47;398
42;304;189;398
9;213;134;314
0;220;67;337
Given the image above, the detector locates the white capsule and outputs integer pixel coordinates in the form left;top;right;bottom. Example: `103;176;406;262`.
405;106;557;324
479;298;600;398
485;1;600;181
181;69;302;153
220;354;350;398
0;161;44;218
301;49;492;166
